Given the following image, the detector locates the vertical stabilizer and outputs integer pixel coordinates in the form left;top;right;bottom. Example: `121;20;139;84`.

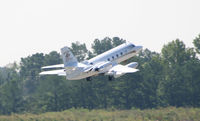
61;47;78;67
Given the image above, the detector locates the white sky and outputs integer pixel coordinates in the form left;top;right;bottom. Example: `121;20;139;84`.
0;0;200;66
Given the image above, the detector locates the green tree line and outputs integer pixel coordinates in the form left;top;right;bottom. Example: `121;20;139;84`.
0;36;200;115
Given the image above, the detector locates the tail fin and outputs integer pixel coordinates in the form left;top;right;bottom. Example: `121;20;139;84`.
61;47;78;67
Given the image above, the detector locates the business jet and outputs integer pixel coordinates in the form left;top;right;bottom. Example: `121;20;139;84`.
39;42;142;81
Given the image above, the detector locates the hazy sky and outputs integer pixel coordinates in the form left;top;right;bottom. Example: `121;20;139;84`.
1;0;200;66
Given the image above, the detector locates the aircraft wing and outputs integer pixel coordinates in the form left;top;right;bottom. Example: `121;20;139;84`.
109;64;139;74
39;69;66;76
41;64;64;69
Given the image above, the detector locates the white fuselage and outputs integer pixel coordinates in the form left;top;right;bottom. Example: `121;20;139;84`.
65;42;142;80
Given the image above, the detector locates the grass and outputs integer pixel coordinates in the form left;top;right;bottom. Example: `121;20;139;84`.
0;107;200;121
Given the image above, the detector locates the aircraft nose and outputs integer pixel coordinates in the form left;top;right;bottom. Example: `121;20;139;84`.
135;46;143;51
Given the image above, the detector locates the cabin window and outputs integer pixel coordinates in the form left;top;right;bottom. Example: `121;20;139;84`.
116;54;118;57
112;56;114;59
107;58;110;61
90;62;93;65
120;52;123;55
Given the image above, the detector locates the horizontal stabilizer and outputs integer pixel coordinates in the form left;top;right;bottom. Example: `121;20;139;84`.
39;69;66;76
41;64;64;69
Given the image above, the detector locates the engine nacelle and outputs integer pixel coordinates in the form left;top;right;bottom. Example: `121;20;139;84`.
93;61;112;72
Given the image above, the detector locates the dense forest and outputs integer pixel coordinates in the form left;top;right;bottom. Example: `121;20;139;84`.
0;36;200;115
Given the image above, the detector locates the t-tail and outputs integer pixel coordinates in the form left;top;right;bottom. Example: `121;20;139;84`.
61;47;78;67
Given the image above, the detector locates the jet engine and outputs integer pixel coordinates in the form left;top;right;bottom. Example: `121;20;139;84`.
93;61;112;72
84;61;113;73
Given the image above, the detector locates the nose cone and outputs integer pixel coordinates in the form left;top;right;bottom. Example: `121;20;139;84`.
135;46;143;52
